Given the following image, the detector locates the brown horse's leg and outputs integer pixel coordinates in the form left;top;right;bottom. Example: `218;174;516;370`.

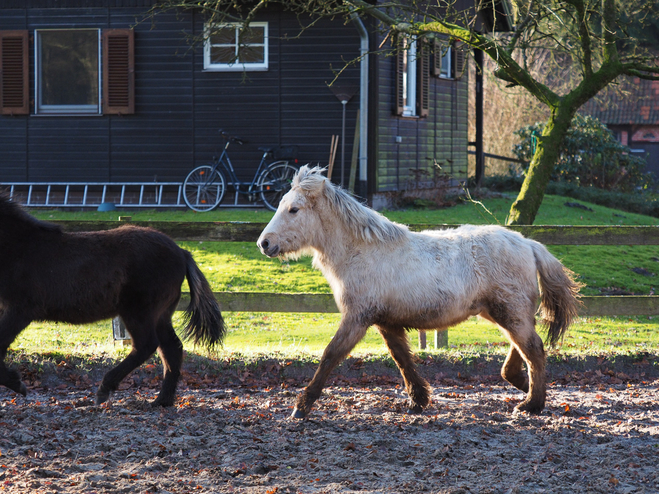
501;346;529;393
152;316;184;407
293;317;368;419
96;316;159;405
0;308;32;397
377;324;431;413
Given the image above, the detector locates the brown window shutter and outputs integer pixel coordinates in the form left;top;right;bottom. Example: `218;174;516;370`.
432;39;442;77
103;29;134;115
417;41;430;117
0;30;29;115
395;36;405;116
453;41;466;80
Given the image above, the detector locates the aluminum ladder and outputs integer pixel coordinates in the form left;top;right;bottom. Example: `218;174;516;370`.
0;182;186;208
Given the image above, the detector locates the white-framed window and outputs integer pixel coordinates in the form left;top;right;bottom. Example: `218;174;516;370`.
35;29;101;115
204;22;268;71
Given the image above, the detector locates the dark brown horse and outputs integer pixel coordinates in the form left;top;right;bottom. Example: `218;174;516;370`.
0;196;225;406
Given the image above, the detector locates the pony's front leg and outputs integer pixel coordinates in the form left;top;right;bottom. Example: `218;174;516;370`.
292;317;368;419
377;324;431;413
0;308;32;397
96;318;159;405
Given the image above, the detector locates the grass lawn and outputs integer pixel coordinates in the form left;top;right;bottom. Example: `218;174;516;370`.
34;194;659;296
32;193;659;225
9;193;658;362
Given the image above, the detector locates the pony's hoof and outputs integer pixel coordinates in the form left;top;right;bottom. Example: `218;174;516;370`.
291;408;307;419
19;382;28;397
514;401;543;415
151;398;174;408
95;389;111;405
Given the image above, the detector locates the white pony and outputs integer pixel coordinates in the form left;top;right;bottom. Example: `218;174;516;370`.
258;166;581;418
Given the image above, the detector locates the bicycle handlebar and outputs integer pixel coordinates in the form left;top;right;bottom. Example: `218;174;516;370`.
219;129;244;145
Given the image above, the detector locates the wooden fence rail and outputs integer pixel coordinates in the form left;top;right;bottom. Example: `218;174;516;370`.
175;291;659;317
54;220;658;348
53;221;659;245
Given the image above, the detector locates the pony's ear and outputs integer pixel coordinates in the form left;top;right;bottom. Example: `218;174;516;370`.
301;175;327;201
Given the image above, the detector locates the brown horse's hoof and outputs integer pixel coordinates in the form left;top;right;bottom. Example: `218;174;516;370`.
6;380;27;397
151;397;174;408
95;389;111;405
291;408;307;419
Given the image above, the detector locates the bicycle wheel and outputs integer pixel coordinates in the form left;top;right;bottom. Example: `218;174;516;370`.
183;165;226;212
258;161;298;211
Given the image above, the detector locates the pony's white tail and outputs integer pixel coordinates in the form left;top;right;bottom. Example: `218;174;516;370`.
531;242;582;347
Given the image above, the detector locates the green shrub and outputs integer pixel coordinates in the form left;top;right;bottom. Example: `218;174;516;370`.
513;115;653;191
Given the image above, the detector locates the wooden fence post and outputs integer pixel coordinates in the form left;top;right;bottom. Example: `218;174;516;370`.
418;331;427;350
434;330;448;349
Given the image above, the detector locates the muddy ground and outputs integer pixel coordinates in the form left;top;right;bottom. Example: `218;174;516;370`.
0;354;657;493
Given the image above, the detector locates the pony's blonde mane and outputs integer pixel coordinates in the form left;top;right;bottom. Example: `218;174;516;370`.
293;166;407;243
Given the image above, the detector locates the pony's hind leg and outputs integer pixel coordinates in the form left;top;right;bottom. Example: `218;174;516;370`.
293;316;369;419
483;303;546;414
151;316;184;407
501;346;529;393
0;308;32;397
96;315;159;405
509;332;546;414
377;324;431;413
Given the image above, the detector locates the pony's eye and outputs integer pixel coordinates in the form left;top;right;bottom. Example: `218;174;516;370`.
289;207;299;214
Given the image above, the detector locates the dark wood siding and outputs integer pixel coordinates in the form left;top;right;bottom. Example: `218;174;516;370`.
0;1;473;197
0;4;360;186
109;11;193;182
374;35;469;195
192;12;360;184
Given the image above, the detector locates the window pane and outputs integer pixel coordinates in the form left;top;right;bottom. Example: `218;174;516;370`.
39;30;98;108
241;27;264;44
441;48;451;78
211;45;237;64
210;27;236;45
239;45;264;64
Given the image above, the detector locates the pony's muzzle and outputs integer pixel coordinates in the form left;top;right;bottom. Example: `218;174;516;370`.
257;237;280;257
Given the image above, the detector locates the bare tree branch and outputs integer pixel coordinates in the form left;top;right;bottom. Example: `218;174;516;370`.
564;0;593;77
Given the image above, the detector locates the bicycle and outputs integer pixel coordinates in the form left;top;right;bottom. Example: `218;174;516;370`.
183;130;299;212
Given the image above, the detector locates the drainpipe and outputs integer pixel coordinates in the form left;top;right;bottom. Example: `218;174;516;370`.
350;13;368;197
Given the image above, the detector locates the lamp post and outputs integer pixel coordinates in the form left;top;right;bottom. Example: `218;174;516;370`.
329;85;357;186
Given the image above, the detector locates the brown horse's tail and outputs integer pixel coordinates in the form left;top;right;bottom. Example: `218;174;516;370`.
531;242;583;347
181;251;226;349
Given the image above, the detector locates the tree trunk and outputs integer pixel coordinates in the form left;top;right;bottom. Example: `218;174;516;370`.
506;106;575;225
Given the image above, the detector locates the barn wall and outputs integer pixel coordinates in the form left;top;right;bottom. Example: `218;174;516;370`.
0;3;360;184
373;42;469;197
